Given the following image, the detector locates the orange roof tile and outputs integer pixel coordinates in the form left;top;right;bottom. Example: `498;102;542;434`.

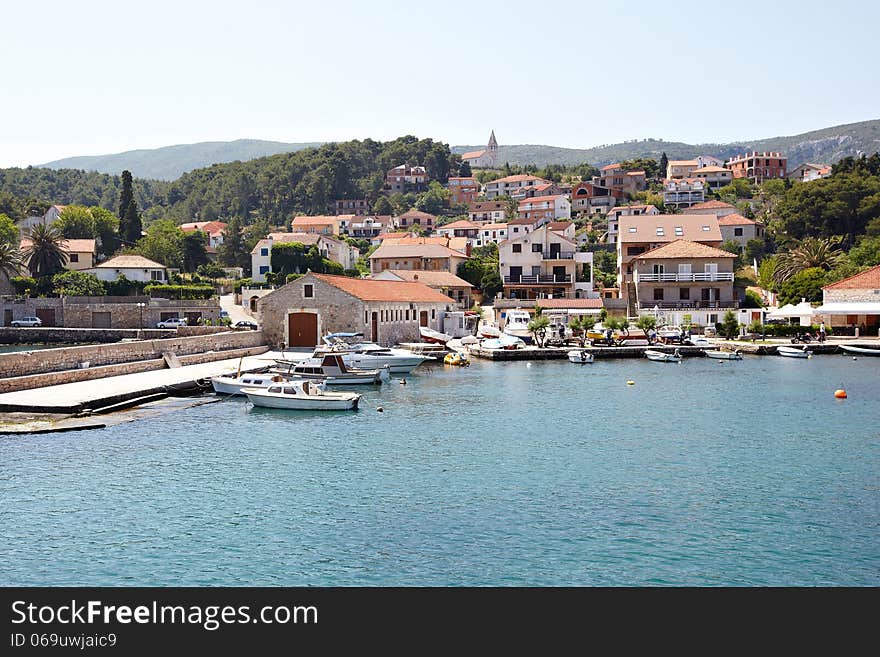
311;274;455;303
717;213;756;226
486;174;548;185
20;238;96;253
180;220;227;235
687;200;736;210
461;150;487;159
635;240;736;260
823;264;880;290
378;270;474;288
438;220;480;230
518;194;567;206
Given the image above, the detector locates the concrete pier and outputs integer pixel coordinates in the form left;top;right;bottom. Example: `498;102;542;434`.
470;345;709;360
0;352;282;414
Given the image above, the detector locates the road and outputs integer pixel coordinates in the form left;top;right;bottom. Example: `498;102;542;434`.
220;294;257;326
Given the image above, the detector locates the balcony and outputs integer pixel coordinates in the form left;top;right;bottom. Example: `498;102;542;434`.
504;274;573;284
541;250;576;260
637;272;734;282
641;300;739;310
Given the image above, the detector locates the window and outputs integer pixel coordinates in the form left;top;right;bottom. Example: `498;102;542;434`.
701;226;710;231
69;253;79;263
656;227;664;236
627;246;646;256
679;288;690;300
259;265;269;275
734;228;743;236
364;311;368;324
512;244;522;253
405;310;410;321
674;227;683;236
304;284;314;298
260;248;269;256
653;288;664;300
151;270;164;281
531;243;542;252
431;309;435;319
628;226;637;233
513;227;519;233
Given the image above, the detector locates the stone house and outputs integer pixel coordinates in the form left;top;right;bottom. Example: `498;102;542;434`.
368;242;469;275
816;264;880;334
717;213;765;248
0;296;220;328
258;273;455;348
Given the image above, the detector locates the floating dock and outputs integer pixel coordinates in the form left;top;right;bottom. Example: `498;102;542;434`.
0;352;281;415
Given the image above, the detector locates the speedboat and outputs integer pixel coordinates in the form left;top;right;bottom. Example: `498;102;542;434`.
419;326;452;344
243;380;361;411
277;333;430;373
839;344;880;356
777;345;812;358
645;349;682;362
481;333;525;350
273;353;391;384
502;309;533;343
567;350;594;363
211;372;288;395
705;349;743;360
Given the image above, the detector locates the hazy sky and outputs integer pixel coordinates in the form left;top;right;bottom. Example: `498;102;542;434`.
2;0;878;167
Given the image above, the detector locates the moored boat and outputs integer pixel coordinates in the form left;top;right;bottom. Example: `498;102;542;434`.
645;349;682;362
705;349;743;360
481;333;525;350
243;380;361;411
419;326;452;344
479;325;501;339
839;344;880;356
777;345;812;358
211;372;288;395
272;353;390;385
567;350;594;363
502;309;533;343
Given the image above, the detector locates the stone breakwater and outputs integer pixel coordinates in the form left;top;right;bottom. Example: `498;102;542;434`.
0;331;268;394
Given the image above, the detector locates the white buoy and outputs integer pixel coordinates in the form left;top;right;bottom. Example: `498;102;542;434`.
526;362;531;368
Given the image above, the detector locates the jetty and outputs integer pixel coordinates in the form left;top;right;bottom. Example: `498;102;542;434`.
0;352;281;415
470;345;709;360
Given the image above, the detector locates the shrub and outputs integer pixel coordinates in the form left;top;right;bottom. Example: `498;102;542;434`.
10;276;38;296
286;273;304;283
143;284;216;300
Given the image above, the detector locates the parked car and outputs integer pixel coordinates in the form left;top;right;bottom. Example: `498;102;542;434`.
156;317;188;328
11;316;42;327
235;320;258;330
220;310;230;319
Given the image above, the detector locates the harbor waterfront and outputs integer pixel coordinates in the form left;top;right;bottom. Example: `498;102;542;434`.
2;355;878;586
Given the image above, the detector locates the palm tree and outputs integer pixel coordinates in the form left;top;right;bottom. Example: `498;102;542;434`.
24;224;68;278
527;315;550;347
568;315;596;347
774;237;843;284
0;241;22;281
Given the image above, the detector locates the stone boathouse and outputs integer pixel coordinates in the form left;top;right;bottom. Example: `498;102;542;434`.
258;273;455;348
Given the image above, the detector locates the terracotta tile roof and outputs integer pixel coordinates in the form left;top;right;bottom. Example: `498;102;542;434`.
625;170;646;176
507;217;538;225
693;166;731;174
717;213;756;226
635;239;736;260
438;220;480;230
95;255;166;269
377;232;410;240
179;220;227;235
607;204;659;217
668;160;699;167
269;232;322;244
382;236;452;246
618;214;722;243
469;201;506;212
687;200;736;210
20;238;96;253
369;243;469;259
601;163;621;171
311;274;455;303
537;298;604;309
485;174;547;185
395;209;437;221
823;264;880;290
291;215;339;225
461;150;487;159
548;221;574;231
518;194;567;205
481;223;508;230
378;270;474;288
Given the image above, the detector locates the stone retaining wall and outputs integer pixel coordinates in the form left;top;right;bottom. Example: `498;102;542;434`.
0;330;267;378
0;327;176;344
0;345;270;395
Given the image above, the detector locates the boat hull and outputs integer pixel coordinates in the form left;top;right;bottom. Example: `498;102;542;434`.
645;350;681;362
567;350;594;363
244;390;360;410
211;374;286;395
840;345;880;356
705;350;743;360
777;347;811;358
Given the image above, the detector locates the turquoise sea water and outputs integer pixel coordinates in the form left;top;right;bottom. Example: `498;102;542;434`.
2;355;879;586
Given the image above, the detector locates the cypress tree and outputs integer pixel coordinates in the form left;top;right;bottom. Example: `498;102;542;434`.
118;170;134;224
659;152;669;179
122;199;142;245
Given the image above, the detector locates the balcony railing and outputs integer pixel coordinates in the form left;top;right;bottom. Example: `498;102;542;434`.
504;274;573;284
641;301;739;310
637;272;734;282
542;250;576;260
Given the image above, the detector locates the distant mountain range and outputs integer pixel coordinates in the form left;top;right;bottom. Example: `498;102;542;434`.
38;139;322;180
36;120;880;180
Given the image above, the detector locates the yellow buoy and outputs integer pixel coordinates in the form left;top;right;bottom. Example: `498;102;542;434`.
834;389;847;399
626;380;635;386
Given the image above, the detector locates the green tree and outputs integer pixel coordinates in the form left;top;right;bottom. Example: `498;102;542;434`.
121;199;143;246
720;239;744;268
218;215;248;268
0;213;18;246
24;224;68;278
778;267;827;305
90;206;121;258
52;270;105;296
480;268;502;300
719;310;740;339
458;161;472;177
372;196;393;215
774;237;843;284
849;235;880;267
659;152;668;179
415;181;450;215
456;259;485;287
744;238;766;264
197;262;227;280
56;205;97;239
118;170;134;221
527;314;550;347
181;231;209;272
636;315;657;333
757;256;778;291
135;220;183;268
568;315;596;347
0;241;22;280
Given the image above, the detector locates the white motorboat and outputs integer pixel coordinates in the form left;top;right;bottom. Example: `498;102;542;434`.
419;326;452;344
686;336;713;347
839;344;880;356
777;345;812;358
705;349;743;360
502;309;533;343
276;333;429;373
567;350;594;363
211;372;288;395
479;325;501;339
481;333;525;350
273;353;391;385
243;380;361;411
645;349;682;362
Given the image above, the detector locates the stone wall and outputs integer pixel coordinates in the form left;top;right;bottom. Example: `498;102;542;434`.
825;288;880;303
0;345;269;395
0;330;266;378
0;327;175;344
0;296;221;328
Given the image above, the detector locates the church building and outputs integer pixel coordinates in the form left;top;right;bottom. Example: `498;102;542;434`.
461;131;498;169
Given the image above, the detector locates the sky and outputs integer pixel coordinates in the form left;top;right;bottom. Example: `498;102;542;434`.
2;0;878;167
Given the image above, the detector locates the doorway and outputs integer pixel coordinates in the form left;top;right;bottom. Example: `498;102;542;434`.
288;312;318;347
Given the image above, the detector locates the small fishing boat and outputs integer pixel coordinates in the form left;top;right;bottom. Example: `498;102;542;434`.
211;372;287;395
243;380;361;411
479;325;501;339
443;351;470;367
705;349;743;360
645;349;682;362
502;309;533;343
272;354;391;385
419;326;452;344
567;350;594;363
481;333;525;350
777;345;812;358
839;344;880;356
